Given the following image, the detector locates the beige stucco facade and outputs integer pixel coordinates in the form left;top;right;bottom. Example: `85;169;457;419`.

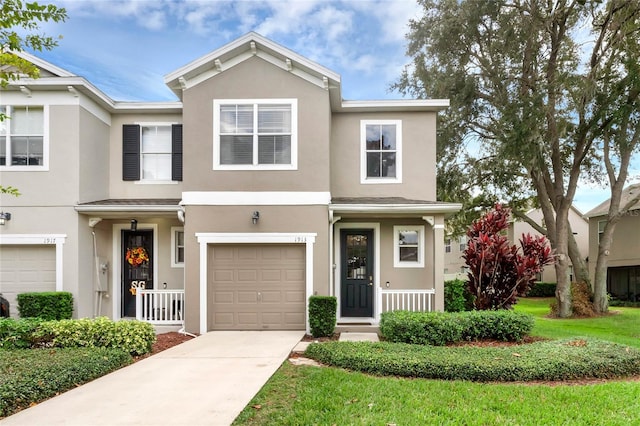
1;33;459;332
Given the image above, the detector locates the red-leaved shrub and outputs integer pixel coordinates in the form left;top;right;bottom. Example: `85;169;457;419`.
463;204;554;310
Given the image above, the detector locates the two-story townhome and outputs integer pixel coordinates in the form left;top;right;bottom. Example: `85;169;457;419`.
585;184;640;302
0;33;460;334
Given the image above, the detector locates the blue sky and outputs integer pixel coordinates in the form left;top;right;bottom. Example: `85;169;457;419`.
30;0;638;212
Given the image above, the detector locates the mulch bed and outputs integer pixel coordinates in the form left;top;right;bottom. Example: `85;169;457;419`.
133;332;196;361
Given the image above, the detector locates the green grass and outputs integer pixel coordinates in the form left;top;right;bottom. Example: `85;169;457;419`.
235;300;640;425
515;298;640;349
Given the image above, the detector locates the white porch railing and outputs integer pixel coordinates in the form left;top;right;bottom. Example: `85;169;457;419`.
381;289;435;313
136;289;184;325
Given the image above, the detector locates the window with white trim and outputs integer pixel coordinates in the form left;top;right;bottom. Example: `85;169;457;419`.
445;238;452;253
213;99;297;170
598;220;606;244
141;125;172;180
394;225;424;268
122;123;182;182
171;227;184;267
459;236;467;251
0;105;47;170
361;120;402;183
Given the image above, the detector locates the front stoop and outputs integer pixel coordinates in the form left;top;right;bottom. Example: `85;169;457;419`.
338;332;379;342
335;324;379;333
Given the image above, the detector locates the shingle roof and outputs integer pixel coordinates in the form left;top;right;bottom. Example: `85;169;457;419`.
584;183;640;218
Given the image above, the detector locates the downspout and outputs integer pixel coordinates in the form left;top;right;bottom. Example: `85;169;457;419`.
328;210;341;297
89;217;103;318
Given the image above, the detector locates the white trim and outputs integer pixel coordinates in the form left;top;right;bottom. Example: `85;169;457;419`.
341;99;449;112
0;105;49;171
111;223;158;320
393;225;425;268
360;120;402;184
182;191;331;206
333;223;380;323
195;232;317;335
171;226;185;268
213;98;298;171
0;234;66;292
330;203;462;214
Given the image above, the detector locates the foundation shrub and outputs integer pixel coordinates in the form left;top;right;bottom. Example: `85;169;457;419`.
17;292;73;320
379;311;464;345
0;347;131;418
0;318;44;349
444;279;473;312
308;296;337;337
304;339;640;382
33;317;156;355
459;310;534;342
380;310;534;345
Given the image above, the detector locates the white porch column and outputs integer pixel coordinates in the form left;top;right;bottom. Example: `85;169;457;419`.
432;217;445;311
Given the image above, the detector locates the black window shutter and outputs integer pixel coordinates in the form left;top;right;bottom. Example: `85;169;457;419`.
122;125;140;181
172;124;183;181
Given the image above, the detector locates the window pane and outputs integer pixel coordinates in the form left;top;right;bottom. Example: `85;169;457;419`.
258;104;291;133
366;125;381;150
0;136;5;165
141;126;171;153
142;154;171;180
399;230;418;245
177;247;185;263
0;107;6;135
258;135;291;164
220;105;253;133
177;231;184;246
367;152;381;177
11;136;43;165
381;125;396;150
399;246;418;262
220;135;253;164
381;152;396;177
11;107;43;134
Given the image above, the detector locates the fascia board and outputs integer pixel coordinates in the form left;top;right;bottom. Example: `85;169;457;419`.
12;50;75;77
8;76;116;109
74;205;181;213
329;203;462;214
338;99;450;112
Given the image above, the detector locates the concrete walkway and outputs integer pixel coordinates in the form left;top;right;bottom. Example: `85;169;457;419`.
1;331;304;426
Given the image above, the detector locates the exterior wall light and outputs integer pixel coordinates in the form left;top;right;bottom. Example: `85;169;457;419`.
130;219;138;231
252;211;260;225
0;212;11;226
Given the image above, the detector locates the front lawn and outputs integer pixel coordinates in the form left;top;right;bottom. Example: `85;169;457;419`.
235;300;640;425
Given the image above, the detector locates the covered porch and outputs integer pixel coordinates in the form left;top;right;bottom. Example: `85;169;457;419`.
329;197;461;326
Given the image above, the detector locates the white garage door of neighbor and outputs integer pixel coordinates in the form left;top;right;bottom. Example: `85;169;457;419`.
0;245;56;318
209;244;306;330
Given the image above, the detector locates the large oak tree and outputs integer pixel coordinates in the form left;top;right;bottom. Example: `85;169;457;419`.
395;0;640;316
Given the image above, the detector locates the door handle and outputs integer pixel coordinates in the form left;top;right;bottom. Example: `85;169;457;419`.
368;276;373;286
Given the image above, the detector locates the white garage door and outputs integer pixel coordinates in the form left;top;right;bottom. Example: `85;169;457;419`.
0;245;56;318
209;244;305;330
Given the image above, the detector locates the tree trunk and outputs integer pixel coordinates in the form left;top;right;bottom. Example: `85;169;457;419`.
554;204;573;317
567;224;589;286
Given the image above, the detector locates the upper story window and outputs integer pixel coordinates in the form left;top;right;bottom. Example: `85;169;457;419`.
394;225;425;268
213;99;298;170
0;105;48;170
598;220;606;244
361;120;402;184
122;124;182;182
459;236;467;251
445;238;452;253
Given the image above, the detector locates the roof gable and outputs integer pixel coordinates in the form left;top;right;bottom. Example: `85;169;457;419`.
10;50;76;78
585;183;640;218
164;32;340;100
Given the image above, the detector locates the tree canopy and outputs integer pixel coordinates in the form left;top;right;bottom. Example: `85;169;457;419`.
395;0;640;316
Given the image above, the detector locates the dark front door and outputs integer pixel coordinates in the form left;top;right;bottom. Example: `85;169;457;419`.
122;230;153;317
340;229;374;317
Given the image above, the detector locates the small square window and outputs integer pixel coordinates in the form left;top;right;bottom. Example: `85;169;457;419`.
171;227;184;267
394;226;424;268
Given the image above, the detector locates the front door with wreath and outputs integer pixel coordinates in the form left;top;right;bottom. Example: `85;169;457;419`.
122;230;153;317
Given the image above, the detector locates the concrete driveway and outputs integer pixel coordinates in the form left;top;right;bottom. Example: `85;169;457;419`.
1;331;305;426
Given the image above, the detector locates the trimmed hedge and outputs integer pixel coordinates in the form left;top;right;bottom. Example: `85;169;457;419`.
304;339;640;382
0;317;156;356
33;317;156;356
526;282;557;297
0;318;44;349
309;296;337;338
0;347;131;417
17;292;73;320
379;310;534;345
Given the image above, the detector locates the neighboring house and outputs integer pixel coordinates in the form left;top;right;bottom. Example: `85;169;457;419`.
0;33;460;334
444;206;589;283
507;207;589;283
585;184;640;302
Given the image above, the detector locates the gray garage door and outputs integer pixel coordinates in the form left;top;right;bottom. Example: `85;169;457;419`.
209;244;305;330
0;245;56;318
